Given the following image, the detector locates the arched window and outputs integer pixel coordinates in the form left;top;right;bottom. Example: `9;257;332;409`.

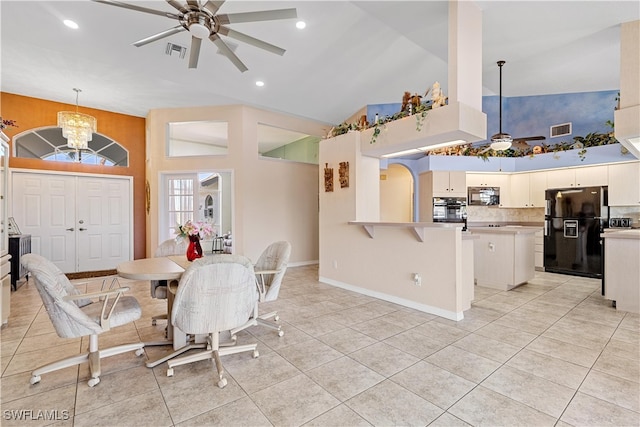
13;126;129;166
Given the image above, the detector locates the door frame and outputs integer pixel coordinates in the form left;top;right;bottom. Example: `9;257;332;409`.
9;168;134;271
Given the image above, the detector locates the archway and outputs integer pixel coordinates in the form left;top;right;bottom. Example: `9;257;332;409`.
380;163;414;222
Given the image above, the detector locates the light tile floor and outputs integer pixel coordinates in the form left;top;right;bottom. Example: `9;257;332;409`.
1;266;639;426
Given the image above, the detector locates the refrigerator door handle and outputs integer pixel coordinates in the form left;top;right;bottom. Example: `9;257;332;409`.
544;220;550;236
545;199;551;217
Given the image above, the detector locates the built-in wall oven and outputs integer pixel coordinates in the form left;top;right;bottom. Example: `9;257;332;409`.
433;197;467;223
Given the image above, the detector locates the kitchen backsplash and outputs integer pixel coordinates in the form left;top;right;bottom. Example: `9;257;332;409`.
468;206;640;227
467;206;545;223
610;206;640;227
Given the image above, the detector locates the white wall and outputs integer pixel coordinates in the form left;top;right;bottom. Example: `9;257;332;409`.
146;105;328;264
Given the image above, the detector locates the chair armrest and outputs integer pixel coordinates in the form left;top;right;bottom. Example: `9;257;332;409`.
254;269;281;302
64;287;130;331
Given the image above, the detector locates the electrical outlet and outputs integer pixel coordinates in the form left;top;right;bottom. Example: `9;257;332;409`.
488;242;495;252
332;260;338;269
412;273;421;286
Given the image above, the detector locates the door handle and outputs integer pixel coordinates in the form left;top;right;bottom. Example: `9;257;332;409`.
79;228;87;231
66;227;75;231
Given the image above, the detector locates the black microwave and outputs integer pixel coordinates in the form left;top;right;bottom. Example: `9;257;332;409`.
468;187;500;206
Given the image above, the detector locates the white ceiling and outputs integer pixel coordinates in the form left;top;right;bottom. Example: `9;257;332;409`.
1;1;638;129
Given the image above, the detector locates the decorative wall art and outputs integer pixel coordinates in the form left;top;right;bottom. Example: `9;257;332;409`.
324;163;334;192
339;161;349;188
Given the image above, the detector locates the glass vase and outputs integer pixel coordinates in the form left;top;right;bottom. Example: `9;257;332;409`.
186;235;203;261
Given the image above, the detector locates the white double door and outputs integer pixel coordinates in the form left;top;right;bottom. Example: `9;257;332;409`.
11;171;132;273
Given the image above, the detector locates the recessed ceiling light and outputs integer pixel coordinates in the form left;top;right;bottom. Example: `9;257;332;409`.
63;19;79;29
255;81;265;87
296;21;306;30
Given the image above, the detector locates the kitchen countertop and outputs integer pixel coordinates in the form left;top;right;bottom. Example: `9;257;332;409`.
601;229;640;239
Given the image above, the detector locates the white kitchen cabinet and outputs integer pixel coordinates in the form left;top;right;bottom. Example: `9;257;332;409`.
0;139;9;326
471;227;537;290
506;172;546;208
430;171;466;197
608;161;640;206
534;229;544;270
547;165;608;189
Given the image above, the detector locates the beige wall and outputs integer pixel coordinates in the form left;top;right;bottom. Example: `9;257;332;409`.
146;105;329;264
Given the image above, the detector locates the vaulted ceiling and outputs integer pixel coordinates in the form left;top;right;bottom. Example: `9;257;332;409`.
1;1;638;126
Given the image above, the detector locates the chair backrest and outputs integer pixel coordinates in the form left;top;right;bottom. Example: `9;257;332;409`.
254;241;291;302
20;253;101;338
155;238;187;257
171;255;257;335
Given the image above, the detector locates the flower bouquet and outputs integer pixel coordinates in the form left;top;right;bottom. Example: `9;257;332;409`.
175;220;214;261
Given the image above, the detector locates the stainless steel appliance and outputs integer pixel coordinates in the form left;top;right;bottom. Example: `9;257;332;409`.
544;186;609;278
433;197;467;223
468;187;500;206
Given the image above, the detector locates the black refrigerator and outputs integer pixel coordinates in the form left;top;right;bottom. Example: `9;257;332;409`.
544;186;609;279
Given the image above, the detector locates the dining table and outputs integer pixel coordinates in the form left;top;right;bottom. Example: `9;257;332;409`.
117;255;201;367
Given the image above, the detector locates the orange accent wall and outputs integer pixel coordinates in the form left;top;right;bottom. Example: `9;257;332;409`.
1;92;146;260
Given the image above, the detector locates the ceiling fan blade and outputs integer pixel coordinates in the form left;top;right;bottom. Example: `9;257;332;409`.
202;0;225;15
513;135;545;142
210;34;248;72
217;27;286;56
133;25;186;47
188;36;202;69
511;141;531;150
93;0;179;19
216;8;297;25
185;0;200;8
166;0;187;14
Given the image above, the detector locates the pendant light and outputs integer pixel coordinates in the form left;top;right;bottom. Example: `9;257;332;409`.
490;60;513;151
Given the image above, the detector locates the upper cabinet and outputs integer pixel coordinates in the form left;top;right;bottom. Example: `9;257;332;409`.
506;171;547;208
547;165;608;189
608;162;640;206
429;171;467;198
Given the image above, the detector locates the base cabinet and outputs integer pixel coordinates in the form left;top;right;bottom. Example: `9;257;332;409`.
472;230;536;290
1;253;10;326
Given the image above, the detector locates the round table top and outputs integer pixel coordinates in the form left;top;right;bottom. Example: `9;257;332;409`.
116;257;186;281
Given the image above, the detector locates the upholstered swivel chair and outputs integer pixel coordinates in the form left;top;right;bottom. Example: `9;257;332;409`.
21;254;145;387
166;255;259;388
150;238;187;326
230;241;291;338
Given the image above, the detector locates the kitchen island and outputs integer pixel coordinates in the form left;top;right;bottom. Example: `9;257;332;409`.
469;226;539;290
603;229;640;313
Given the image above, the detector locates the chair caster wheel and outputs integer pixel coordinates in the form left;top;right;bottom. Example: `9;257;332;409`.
278;330;284;337
217;378;227;388
152;320;157;326
30;375;41;385
274;315;280;321
88;377;100;387
135;348;145;357
167;368;174;377
253;350;259;358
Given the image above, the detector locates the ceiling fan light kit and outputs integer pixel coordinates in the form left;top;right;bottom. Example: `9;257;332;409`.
93;0;297;72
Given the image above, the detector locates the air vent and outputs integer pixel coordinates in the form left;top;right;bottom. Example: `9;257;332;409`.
165;43;187;59
550;122;572;138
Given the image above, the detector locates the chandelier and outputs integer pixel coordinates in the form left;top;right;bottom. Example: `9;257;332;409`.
57;88;96;150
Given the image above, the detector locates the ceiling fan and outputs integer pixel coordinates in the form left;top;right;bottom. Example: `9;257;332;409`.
482;60;545;153
93;0;297;72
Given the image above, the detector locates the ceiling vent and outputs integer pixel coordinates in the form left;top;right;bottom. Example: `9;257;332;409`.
165;43;187;59
550;122;572;138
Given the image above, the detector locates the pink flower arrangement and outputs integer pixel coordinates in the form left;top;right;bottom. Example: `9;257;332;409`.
175;220;213;240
